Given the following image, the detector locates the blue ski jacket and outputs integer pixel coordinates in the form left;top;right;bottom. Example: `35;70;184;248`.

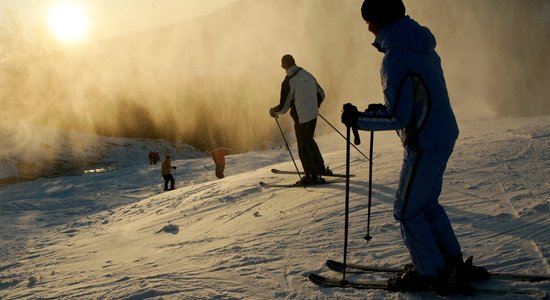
357;16;459;152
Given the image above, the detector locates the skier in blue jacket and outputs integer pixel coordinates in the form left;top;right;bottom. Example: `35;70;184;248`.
341;0;487;294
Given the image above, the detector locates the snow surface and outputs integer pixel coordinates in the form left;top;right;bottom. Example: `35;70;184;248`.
0;115;549;299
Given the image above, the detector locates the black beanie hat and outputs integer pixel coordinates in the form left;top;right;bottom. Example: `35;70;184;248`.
281;54;296;69
361;0;405;24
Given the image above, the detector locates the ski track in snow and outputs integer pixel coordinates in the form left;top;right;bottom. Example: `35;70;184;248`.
0;115;549;299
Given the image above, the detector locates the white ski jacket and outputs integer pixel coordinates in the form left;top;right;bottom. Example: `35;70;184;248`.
272;65;325;124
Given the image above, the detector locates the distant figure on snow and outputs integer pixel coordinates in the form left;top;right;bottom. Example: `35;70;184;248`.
161;155;176;191
269;54;332;186
149;151;155;165
205;147;231;179
341;0;489;295
149;151;160;165
153;151;160;164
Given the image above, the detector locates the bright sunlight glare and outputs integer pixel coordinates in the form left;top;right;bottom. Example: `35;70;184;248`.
47;2;89;44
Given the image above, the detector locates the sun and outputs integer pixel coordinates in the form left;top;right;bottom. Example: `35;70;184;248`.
47;2;89;44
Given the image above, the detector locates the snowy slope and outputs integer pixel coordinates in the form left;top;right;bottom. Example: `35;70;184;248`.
0;115;549;299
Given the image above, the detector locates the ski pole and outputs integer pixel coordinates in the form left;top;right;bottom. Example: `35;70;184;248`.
173;167;177;188
342;124;352;284
319;113;370;163
274;116;304;185
364;131;374;242
151;175;163;189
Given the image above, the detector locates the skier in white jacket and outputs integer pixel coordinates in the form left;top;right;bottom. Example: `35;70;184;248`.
270;54;330;186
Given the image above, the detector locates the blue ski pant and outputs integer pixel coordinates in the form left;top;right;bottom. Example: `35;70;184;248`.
393;146;462;277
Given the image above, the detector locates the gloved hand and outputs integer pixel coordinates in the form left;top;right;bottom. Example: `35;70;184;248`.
172;166;177;169
341;103;359;127
366;103;387;113
269;107;278;118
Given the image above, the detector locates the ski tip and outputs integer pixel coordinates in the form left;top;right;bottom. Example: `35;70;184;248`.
308;273;338;287
325;260;341;268
309;273;355;288
308;273;320;283
259;181;286;187
325;263;340;273
308;273;321;280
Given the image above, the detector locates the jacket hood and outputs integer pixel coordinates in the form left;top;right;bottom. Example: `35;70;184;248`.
373;16;436;54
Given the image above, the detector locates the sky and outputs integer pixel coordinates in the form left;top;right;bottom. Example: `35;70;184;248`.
0;0;548;154
0;0;238;41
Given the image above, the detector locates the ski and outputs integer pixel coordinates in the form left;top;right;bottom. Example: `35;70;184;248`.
309;273;387;289
326;259;550;283
259;181;336;188
271;168;354;178
308;273;548;299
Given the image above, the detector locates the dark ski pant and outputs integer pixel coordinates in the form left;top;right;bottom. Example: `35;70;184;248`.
294;118;325;177
215;163;225;179
163;174;175;190
393;145;462;277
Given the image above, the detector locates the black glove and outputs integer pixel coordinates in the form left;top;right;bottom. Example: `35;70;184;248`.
269;107;278;118
342;103;361;145
365;103;387;113
172;166;177;169
341;103;359;127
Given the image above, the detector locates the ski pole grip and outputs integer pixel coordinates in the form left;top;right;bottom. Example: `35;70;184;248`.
342;103;361;145
352;126;361;145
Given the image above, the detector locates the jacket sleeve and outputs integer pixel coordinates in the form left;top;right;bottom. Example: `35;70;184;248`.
356;52;413;132
272;77;292;114
316;81;325;107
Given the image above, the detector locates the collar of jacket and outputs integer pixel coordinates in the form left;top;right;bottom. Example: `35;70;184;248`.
286;65;301;77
